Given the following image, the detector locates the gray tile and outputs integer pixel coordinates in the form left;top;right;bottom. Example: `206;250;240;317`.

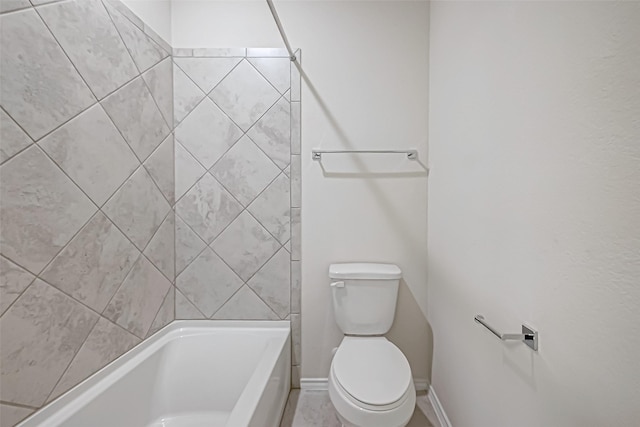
0;8;94;140
291;313;301;365
142;23;171;56
174;140;206;201
147;286;174;337
283;164;291;178
176;247;243;318
144;133;174;205
212;285;278;320
143;211;174;281
39;104;139;206
0;0;30;13
247;173;290;244
248;248;290;319
291;365;300;389
0;146;96;274
175;288;205;319
0;256;35;315
284;240;291;252
172;48;193;57
211;135;280;206
247;97;291;169
0;109;33;165
40;212;139;313
210;60;280;131
291;155;301;208
38;0;138;99
283;89;291;102
290;54;301;102
48;317;139;401
247;48;289;58
101;77;170;162
291;208;301;261
104;1;167;72
291;101;301;155
193;48;245;57
103;256;171;338
280;390;341;427
103;166;171;250
172;62;205;125
175;215;206;275
0;403;34;427
0;280;98;407
174;57;241;94
211;211;281;281
103;0;143;31
174;98;243;169
291;260;301;314
142;57;173;127
248;58;291;94
175;174;243;244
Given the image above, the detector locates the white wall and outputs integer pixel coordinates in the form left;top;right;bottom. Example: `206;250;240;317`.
170;0;431;381
428;1;640;426
122;0;172;43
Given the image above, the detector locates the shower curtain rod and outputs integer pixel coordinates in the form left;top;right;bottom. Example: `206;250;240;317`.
266;0;297;61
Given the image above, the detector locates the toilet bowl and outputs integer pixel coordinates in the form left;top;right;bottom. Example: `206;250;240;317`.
327;263;416;427
328;336;415;427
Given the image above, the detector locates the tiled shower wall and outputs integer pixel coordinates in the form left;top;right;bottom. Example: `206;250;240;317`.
0;0;175;425
170;47;302;385
1;2;302;426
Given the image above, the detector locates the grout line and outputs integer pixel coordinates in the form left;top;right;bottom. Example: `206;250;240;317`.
33;5;99;102
42;314;102;405
0;400;38;410
175;287;207;320
246;57;290;97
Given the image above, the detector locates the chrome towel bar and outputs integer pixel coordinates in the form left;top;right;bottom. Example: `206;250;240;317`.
311;149;418;161
474;315;538;351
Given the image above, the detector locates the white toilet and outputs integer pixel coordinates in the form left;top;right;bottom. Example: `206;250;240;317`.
327;263;416;427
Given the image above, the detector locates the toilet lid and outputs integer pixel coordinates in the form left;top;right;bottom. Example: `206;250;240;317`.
333;337;412;407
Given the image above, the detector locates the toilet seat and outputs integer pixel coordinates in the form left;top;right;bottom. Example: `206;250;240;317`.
332;337;412;411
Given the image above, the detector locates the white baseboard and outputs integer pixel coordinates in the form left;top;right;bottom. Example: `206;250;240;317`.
427;385;452;427
300;377;429;392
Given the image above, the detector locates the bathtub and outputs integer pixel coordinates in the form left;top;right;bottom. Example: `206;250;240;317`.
19;321;291;427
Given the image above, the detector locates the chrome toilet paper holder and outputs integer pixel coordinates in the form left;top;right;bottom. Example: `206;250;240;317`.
474;315;538;351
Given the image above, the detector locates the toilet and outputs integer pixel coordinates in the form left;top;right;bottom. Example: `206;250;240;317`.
327;263;416;427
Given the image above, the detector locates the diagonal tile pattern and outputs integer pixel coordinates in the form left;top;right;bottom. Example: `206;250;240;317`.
0;2;177;421
38;0;138;100
0;109;33;165
176;247;243;317
101;77;170;162
175;173;243;244
1;0;301;418
211;211;281;282
0;146;97;274
211;135;281;206
103;166;171;250
0;9;95;141
40;212;139;313
174;57;241;94
104;1;168;72
39;104;139;206
174;98;242;169
209;60;281;131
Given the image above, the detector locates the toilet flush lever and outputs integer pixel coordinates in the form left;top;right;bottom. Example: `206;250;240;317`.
330;281;345;288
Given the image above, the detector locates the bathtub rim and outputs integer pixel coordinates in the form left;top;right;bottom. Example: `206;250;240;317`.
18;320;291;427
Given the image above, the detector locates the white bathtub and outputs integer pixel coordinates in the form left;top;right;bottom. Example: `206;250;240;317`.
19;321;291;427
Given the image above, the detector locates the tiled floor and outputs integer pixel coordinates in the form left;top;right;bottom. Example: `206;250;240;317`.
280;389;441;427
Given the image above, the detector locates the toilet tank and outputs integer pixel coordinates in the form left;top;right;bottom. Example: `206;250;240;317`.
329;263;402;336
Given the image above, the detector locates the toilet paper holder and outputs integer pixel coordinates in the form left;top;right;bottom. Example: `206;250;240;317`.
474;315;538;351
